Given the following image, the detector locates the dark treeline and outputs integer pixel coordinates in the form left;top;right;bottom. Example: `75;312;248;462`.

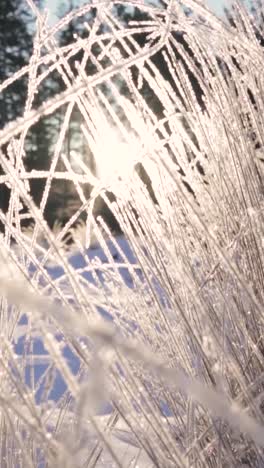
0;0;34;228
0;0;60;232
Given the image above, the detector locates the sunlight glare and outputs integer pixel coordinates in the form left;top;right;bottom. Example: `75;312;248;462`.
94;127;140;183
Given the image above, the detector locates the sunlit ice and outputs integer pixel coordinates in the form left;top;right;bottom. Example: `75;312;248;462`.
2;0;264;466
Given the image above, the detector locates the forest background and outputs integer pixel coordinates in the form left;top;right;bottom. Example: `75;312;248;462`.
0;0;244;234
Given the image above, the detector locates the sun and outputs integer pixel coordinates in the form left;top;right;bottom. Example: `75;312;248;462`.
93;126;141;183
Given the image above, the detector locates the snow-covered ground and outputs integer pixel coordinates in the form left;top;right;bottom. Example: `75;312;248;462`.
11;235;166;466
13;235;138;391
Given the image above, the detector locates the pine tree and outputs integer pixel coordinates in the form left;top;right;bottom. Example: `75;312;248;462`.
114;3;205;116
0;0;57;231
0;0;34;222
0;0;33;128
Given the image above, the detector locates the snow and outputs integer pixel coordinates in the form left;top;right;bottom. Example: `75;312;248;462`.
12;235;157;466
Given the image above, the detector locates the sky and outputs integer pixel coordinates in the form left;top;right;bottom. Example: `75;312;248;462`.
206;0;233;15
44;0;235;24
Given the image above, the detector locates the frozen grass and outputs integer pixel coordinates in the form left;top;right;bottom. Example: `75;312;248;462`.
1;0;264;466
